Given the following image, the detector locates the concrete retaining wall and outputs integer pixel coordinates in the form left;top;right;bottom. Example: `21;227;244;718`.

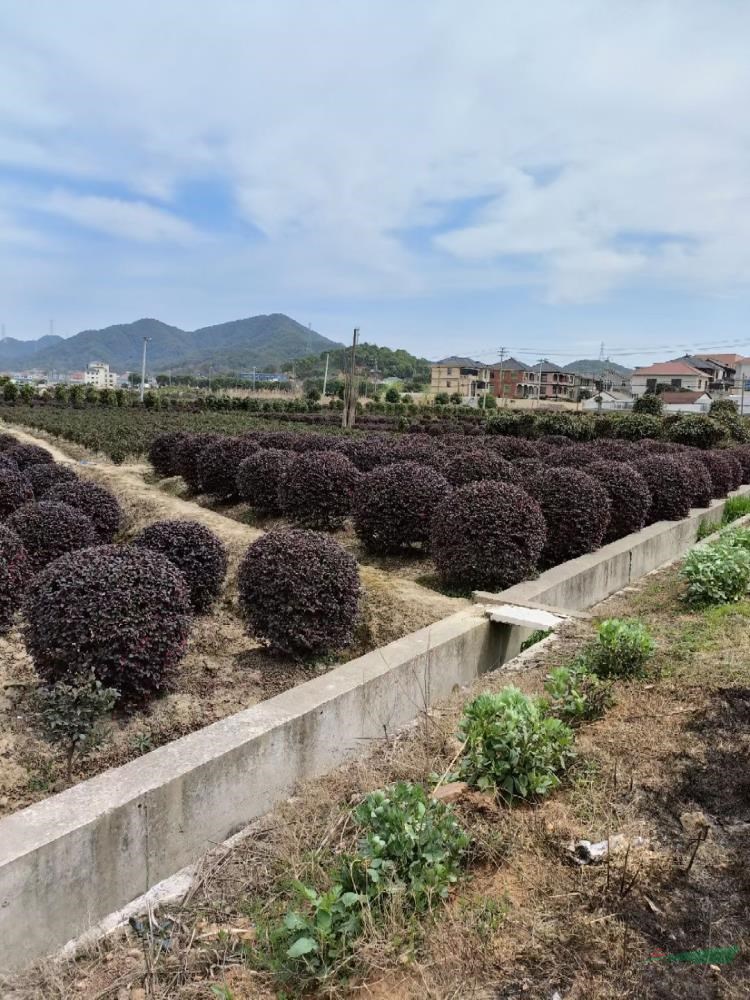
1;486;747;972
476;487;750;611
0;607;503;972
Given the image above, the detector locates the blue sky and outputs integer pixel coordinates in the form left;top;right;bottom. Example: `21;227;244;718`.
2;0;750;365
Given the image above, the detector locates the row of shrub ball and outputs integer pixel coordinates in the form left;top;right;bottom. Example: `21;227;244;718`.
0;435;359;709
147;427;750;592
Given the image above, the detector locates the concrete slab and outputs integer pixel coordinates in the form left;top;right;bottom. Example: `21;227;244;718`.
485;605;565;630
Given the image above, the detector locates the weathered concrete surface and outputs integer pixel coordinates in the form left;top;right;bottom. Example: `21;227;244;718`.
479;488;750;612
0;606;502;972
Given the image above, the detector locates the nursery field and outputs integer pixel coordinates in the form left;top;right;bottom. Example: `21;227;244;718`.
1;410;750;817
0;428;462;817
0;403;334;463
5;553;749;999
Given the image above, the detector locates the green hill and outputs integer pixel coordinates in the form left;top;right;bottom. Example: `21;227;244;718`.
2;314;342;373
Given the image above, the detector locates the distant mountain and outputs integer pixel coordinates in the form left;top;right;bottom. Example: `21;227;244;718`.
563;359;633;378
0;314;342;374
0;334;64;368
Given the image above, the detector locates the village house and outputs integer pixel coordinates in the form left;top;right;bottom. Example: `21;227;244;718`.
430;356;490;399
488;358;578;401
629;360;710;398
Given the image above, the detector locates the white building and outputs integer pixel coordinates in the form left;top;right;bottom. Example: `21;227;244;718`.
629;361;710;398
84;362;118;389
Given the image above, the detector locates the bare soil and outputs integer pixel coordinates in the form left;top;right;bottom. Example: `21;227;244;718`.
5;561;748;999
0;426;465;816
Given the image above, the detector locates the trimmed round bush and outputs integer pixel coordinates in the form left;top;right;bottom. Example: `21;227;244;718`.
338;435;396;472
196;436;259;497
24;462;78;498
665;414;726;449
236;448;295;512
0;470;34;519
513;457;545;476
0;453;19;475
24;545;192;701
633;456;695;522
46;480;123;541
536;412;594;441
389;435;443;469
633;394;663;416
175;433;223;490
587;461;652;541
588;438;638;462
485;436;539;459
680;457;713;509
354;461;451;554
278;451;361;529
0;433;18;451
6;443;54;471
254;430;306;451
610;414;663;441
697;451;737;498
730;446;750;484
526;468;611;568
148;431;189;477
548;443;597;468
237;529;360;657
131;520;228;613
535;434;571;453
442;449;519;487
6;501;96;572
431;481;546;590
0;524;30;632
725;452;743;491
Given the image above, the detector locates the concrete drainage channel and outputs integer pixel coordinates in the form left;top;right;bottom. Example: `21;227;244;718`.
1;487;748;974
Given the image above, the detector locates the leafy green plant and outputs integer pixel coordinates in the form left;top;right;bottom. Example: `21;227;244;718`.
458;688;575;800
682;540;750;607
591;618;653;675
260;880;365;985
35;673;118;780
350;781;469;910
542;660;614;725
586;618;655;678
520;628;552;652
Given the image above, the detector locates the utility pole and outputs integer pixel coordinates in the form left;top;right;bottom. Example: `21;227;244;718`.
252;366;257;391
495;346;506;409
208;365;213;393
139;337;151;402
342;327;360;429
322;353;330;396
537;358;544;408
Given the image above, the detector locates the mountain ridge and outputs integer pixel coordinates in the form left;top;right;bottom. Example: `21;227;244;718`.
562;358;633;378
0;314;342;374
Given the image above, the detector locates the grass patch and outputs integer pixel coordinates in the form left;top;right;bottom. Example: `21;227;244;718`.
722;493;750;524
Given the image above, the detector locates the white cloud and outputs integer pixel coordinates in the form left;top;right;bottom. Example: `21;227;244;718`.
1;0;750;329
41;191;200;244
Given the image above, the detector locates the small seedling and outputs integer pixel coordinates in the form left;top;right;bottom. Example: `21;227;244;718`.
587;619;655;678
35;673;118;781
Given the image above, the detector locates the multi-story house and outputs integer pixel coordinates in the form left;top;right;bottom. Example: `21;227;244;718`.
430;357;490;400
630;361;710;398
488;358;577;401
673;355;735;393
84;362;118;389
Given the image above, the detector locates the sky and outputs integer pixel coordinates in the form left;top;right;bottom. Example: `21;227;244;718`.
2;0;750;366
